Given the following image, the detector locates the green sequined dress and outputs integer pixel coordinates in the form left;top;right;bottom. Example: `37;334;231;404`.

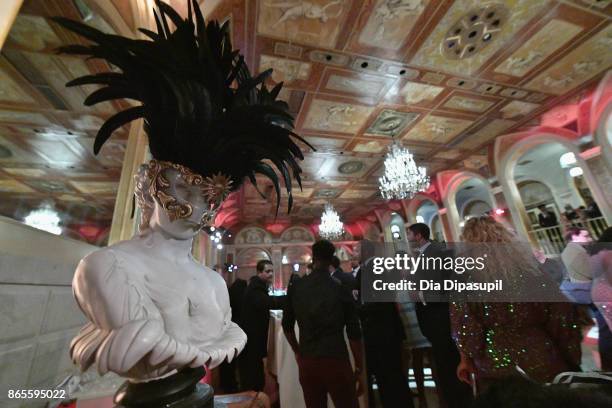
450;302;582;383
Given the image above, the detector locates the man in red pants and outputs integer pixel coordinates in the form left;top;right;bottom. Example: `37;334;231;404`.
282;240;364;408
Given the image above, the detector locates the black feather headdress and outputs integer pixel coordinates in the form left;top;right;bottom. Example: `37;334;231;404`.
52;0;312;214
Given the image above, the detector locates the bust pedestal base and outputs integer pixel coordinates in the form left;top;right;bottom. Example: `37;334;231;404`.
113;367;214;408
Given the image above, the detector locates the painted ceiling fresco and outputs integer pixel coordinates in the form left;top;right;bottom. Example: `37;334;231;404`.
0;0;611;238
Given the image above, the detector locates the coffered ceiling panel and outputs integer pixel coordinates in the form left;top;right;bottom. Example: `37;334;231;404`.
302;135;348;152
321;69;393;99
434;148;464;160
398;81;445;105
0;64;36;104
259;54;312;84
0;179;36;193
458;119;517;150
441;93;499;114
353;0;428;52
0;135;44;164
402;115;474;144
525;24;612;95
256;0;351;48
3;167;47;178
499;101;540;119
7;14;62;51
339;189;376;200
494;19;584;78
302;98;375;134
0;110;50;126
350;138;391;153
70;181;118;195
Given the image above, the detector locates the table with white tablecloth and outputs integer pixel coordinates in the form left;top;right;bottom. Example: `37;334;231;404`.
267;310;367;408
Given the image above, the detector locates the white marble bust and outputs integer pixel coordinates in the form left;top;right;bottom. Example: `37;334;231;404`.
70;161;246;381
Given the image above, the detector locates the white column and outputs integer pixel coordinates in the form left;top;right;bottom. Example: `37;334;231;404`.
0;0;23;51
108;121;148;244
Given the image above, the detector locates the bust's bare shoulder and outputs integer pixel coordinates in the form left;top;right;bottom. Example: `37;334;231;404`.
75;240;138;288
200;265;227;288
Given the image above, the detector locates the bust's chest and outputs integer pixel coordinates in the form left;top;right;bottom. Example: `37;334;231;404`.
123;253;226;317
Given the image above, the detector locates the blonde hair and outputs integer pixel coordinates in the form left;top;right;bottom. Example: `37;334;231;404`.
460;216;541;283
461;216;516;243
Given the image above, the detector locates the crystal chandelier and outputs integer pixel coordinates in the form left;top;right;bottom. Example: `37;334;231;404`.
24;204;62;235
379;141;430;200
319;203;344;240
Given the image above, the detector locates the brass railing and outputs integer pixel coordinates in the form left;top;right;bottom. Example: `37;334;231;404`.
528;217;609;255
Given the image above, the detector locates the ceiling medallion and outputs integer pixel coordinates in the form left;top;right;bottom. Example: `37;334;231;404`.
319;203;344;240
29;180;71;193
366;109;419;137
338;160;365;174
379;141;430;200
442;4;509;60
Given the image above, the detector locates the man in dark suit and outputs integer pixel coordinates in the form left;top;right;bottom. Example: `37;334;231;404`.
537;204;558;228
407;223;472;408
238;260;285;391
229;278;247;324
538;204;561;246
283;240;364;408
356;276;413;408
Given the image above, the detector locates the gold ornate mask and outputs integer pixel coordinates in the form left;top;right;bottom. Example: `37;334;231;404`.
134;159;232;231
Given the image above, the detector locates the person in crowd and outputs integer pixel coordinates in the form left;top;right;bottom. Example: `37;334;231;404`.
563;204;579;222
452;217;582;392
398;300;432;408
537;204;558;228
585;197;602;218
229;277;248;326
282;240;364;408
306;262;313;275
220;275;247;393
560;227;611;371
561;227;593;284
406;223;473;408
238;260;285;392
589;227;612;370
538;204;562;248
533;248;566;285
351;261;360;278
331;255;356;289
355;258;413;408
288;269;301;286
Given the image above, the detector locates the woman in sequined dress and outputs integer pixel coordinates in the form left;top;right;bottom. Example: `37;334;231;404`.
590;228;612;329
451;217;582;390
589;227;612;370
